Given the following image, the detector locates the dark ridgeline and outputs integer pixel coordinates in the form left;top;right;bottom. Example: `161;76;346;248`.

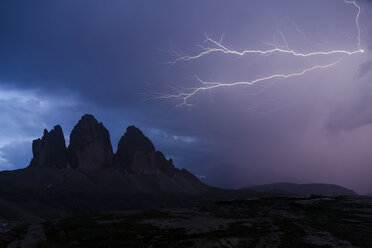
247;182;358;197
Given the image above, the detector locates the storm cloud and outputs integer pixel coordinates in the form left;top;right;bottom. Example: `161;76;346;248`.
1;0;372;193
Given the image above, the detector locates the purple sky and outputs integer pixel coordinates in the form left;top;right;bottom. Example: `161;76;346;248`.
0;0;372;193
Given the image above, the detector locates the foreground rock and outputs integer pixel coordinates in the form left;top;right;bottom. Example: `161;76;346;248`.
3;195;370;248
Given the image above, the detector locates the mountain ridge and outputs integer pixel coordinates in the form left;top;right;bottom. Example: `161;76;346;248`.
28;114;195;180
246;182;358;197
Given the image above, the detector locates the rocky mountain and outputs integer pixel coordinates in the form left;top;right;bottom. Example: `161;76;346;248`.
247;182;358;197
0;114;210;219
26;114;197;180
28;114;186;180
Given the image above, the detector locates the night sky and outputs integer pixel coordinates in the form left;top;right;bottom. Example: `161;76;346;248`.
1;0;372;193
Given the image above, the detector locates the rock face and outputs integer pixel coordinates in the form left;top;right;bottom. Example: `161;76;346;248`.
116;126;177;176
29;125;67;169
116;126;156;174
155;151;176;177
68;114;113;170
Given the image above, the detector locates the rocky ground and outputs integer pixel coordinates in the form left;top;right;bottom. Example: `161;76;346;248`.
1;195;372;248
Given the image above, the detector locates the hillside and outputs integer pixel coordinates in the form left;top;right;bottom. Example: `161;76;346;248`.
247;182;358;197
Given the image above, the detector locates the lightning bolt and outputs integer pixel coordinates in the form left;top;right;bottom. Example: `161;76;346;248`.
286;16;320;46
159;0;364;107
156;61;340;107
345;0;362;49
169;34;363;64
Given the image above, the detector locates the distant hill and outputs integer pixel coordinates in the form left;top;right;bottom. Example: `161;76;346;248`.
366;193;372;197
246;182;358;197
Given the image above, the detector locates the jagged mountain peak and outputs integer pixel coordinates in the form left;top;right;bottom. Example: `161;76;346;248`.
120;125;155;152
29;125;67;169
115;125;156;174
68;114;114;170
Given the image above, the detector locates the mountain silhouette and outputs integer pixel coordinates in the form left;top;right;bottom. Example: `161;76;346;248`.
0;114;360;223
0;114;210;220
246;182;358;197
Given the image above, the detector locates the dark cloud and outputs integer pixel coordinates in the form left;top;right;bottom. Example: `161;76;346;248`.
1;0;372;193
0;141;31;170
